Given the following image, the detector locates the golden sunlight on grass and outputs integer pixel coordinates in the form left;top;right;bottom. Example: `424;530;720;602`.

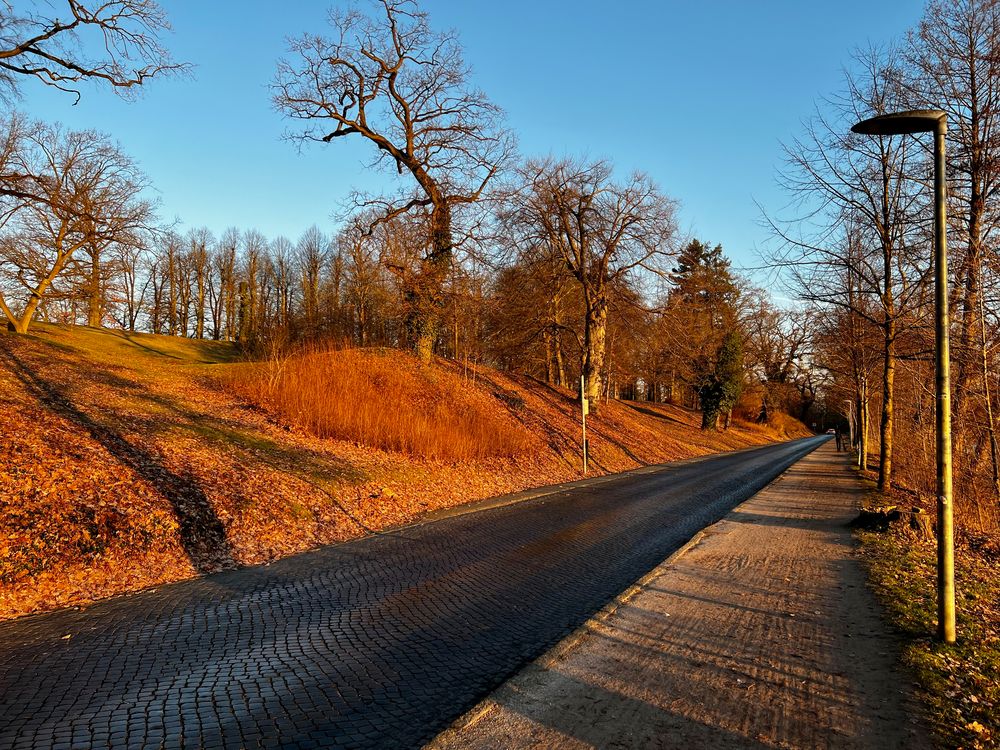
226;345;537;462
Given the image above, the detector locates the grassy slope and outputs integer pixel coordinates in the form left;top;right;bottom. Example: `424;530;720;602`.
0;324;810;620
856;484;1000;749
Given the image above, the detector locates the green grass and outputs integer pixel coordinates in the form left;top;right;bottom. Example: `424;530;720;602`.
859;529;1000;749
183;421;367;486
24;322;240;366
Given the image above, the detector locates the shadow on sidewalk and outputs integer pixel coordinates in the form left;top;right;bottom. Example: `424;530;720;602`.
496;670;773;748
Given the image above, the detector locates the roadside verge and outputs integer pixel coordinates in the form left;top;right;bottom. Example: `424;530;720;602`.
428;442;929;749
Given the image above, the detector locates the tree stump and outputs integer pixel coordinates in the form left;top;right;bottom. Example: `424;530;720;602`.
909;507;934;541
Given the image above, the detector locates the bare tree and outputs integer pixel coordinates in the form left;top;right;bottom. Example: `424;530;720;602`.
237;229;268;346
340;215;392;346
296;225;327;338
488;249;578;387
906;0;1000;482
772;46;931;491
273;0;514;361
508;158;677;406
270;235;295;331
0;0;183;102
187;227;211;339
114;233;152;331
0;120;154;333
215;227;239;340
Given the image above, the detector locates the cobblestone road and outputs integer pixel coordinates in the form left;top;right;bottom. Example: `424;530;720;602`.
0;437;825;749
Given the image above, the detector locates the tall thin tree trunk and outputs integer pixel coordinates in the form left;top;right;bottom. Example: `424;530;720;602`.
542;328;555;384
413;201;452;364
87;245;102;328
859;378;870;472
583;296;608;407
878;324;895;492
979;272;1000;499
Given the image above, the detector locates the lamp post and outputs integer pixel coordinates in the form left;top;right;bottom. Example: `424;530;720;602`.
851;109;955;643
844;398;854;453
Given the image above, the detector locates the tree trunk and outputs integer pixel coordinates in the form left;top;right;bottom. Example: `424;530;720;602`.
358;301;369;346
167;249;178;336
861;378;872;471
554;331;566;387
237;281;250;344
979;277;1000;499
195;269;206;340
583;296;608;407
858;379;870;472
412;201;452;363
953;93;985;458
1;230;77;335
547;289;566;387
542;328;555;384
701;398;720;430
87;246;102;328
878;322;895;492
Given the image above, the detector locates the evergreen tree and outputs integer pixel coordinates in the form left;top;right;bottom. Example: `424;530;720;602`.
669;240;738;312
698;330;745;430
658;240;741;407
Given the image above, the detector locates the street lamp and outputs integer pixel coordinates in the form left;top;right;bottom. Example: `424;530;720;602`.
844;398;854;453
851;109;955;643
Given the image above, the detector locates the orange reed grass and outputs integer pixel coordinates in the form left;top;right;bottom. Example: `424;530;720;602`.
227;345;535;462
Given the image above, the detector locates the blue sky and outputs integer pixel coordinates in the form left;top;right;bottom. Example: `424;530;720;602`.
19;1;923;271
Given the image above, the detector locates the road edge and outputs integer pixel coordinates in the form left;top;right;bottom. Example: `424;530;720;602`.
407;435;826;530
425;436;830;745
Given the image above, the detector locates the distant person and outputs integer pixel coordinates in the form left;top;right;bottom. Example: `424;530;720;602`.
835;428;843;452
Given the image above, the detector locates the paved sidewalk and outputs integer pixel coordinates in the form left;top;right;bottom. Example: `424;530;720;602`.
429;443;929;749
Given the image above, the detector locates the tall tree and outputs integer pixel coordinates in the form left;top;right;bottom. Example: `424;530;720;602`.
273;0;514;361
509;158;677;406
187;227;212;339
906;0;1000;476
659;239;741;408
698;330;745;430
297;226;327;338
0;120;153;333
773;46;930;491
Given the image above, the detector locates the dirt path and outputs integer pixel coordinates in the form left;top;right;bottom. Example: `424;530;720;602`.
428;442;930;749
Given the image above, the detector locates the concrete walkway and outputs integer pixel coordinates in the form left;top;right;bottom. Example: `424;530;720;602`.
428;443;929;749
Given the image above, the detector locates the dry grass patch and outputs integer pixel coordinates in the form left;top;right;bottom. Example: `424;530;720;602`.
226;345;537;462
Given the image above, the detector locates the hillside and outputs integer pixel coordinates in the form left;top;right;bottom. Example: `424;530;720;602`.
0;324;810;620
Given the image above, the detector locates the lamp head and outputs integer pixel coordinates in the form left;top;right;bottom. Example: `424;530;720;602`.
852;109;946;135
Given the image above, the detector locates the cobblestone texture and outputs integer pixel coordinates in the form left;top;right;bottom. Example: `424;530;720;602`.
0;437;824;749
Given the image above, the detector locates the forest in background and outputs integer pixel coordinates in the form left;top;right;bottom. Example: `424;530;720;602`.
774;0;1000;534
1;0;999;537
